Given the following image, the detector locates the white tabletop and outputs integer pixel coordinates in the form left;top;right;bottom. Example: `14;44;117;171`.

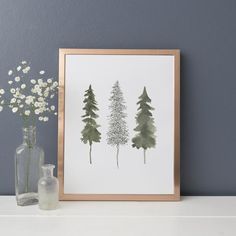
0;196;235;235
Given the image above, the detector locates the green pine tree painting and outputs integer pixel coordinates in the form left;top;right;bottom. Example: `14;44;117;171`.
132;87;156;164
81;85;101;164
107;81;129;168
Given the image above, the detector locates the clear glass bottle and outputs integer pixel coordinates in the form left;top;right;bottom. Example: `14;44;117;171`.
15;126;44;206
38;164;59;210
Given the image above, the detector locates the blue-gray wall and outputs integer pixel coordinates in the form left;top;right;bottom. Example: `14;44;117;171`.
0;0;236;195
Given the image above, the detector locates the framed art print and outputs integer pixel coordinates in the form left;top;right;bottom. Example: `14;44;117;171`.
58;49;180;201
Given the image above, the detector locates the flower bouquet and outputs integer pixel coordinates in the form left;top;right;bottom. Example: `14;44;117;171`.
0;61;58;206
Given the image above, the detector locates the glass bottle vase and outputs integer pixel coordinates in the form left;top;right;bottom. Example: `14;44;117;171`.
38;164;59;210
15;126;44;206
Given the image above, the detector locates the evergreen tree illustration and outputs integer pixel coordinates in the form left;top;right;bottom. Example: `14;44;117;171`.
81;85;101;164
132;87;156;164
107;81;129;168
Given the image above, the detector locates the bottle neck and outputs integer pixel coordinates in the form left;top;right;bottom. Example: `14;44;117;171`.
22;126;36;147
42;164;55;178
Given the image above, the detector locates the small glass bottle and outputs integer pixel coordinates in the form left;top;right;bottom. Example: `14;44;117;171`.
38;164;59;210
15;126;44;206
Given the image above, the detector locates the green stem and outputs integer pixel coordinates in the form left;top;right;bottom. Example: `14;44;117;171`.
25;147;31;193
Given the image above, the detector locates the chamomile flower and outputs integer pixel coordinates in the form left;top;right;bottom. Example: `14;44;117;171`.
10;88;15;93
10;98;16;103
34;109;40;115
15;76;20;82
22;66;30;73
12;107;18;113
3;61;58;123
24;110;31;116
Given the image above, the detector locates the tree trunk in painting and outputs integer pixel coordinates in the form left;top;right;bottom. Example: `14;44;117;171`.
116;144;120;168
89;144;92;164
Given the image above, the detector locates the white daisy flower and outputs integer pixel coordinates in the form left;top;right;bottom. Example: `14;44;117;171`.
24;110;30;116
12;107;18;113
44;92;49;97
10;98;16;103
8;70;13;76
22;66;30;73
25;96;34;105
30;79;36;84
39;70;45;75
8;81;13;85
35;109;40;115
38;79;43;85
0;89;5;95
15;76;20;82
21;61;27;64
54;112;58;115
53;81;58;87
43;117;49;122
0;106;3;112
47;78;52;83
50;105;55;111
19;104;24;108
10;88;15;93
34;84;40;89
34;102;39;107
21;84;26;89
39;116;43;121
17;66;22;71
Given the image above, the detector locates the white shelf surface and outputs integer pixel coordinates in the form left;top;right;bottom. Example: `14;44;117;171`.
0;196;236;235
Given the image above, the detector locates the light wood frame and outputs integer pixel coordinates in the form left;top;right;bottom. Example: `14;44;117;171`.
58;49;180;201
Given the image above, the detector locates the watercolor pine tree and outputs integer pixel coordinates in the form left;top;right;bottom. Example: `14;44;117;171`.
107;81;129;168
132;87;156;164
81;85;101;164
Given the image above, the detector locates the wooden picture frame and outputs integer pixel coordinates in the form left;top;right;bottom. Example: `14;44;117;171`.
58;49;180;201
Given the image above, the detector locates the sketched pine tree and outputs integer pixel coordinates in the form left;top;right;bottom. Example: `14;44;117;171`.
81;85;101;164
132;87;156;164
107;81;129;168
